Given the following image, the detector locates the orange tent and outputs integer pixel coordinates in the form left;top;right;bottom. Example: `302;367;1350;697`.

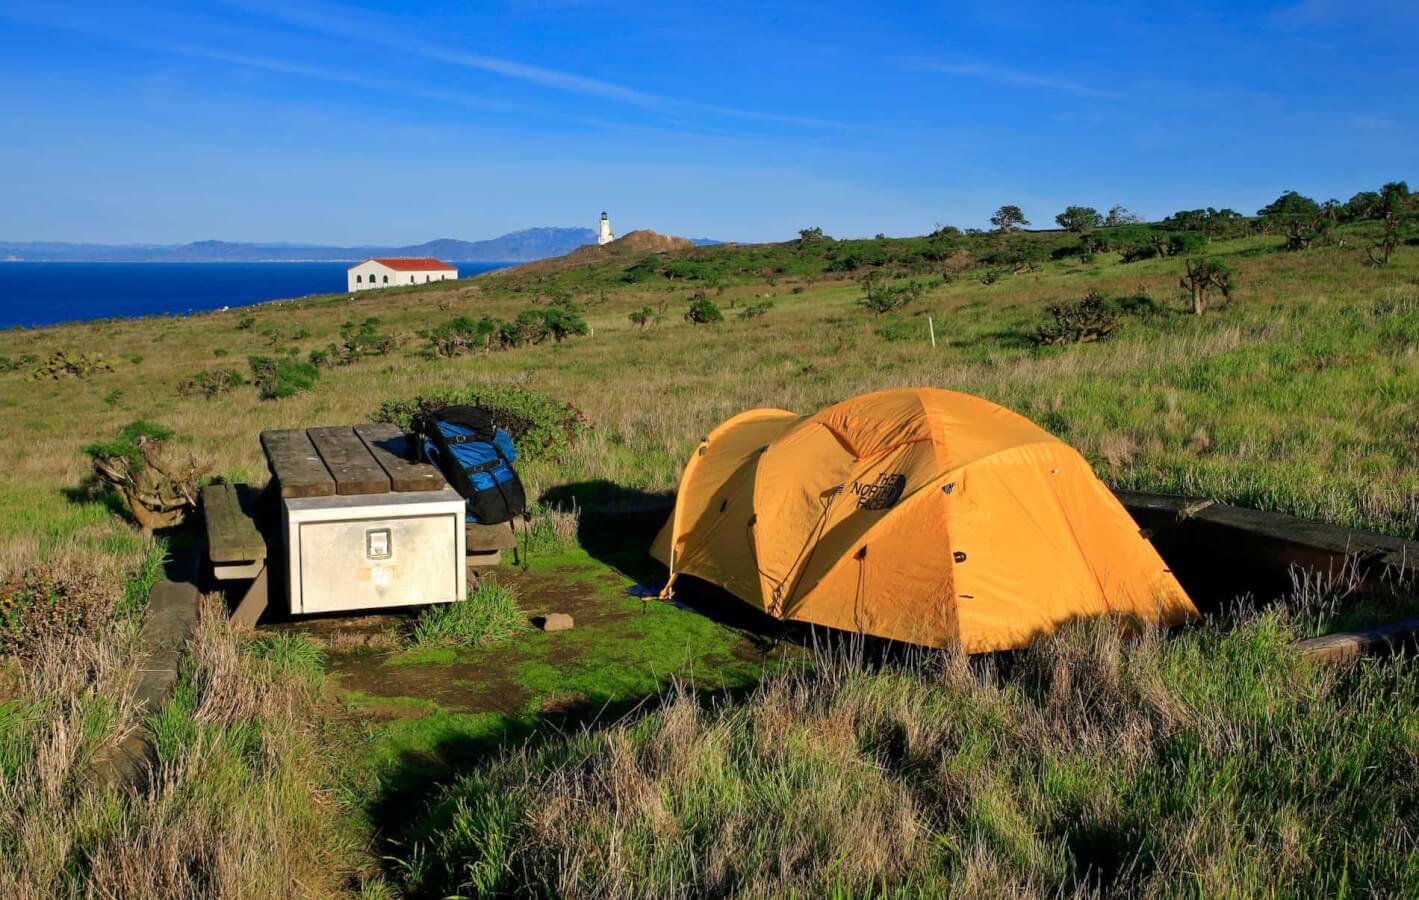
651;387;1195;653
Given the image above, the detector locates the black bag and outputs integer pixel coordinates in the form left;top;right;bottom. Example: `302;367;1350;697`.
410;406;527;526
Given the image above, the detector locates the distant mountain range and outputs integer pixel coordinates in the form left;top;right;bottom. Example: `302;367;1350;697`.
0;227;715;263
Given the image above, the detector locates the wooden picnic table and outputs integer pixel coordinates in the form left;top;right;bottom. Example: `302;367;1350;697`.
260;423;446;497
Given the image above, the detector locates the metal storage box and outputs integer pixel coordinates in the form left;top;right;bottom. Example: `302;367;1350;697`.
261;425;468;616
282;489;467;615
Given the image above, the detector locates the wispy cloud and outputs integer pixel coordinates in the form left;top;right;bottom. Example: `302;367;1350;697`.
225;0;663;106
223;0;847;128
921;61;1123;99
162;44;532;114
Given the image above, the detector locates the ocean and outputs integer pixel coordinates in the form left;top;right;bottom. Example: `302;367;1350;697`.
0;261;511;328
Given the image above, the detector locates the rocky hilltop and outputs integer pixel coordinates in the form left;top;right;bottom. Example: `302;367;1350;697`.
488;229;700;276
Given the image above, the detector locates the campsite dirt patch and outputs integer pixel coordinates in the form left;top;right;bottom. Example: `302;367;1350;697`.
285;558;662;717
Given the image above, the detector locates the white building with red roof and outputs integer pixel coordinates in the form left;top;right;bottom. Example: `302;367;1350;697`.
347;257;458;292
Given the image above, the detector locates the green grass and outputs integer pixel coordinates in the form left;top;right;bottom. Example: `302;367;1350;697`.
396;610;1419;897
410;580;529;648
245;631;327;685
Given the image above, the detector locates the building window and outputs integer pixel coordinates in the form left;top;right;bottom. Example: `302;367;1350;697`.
382;274;389;284
355;274;362;284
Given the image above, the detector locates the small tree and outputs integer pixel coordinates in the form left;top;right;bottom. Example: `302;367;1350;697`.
627;306;656;329
990;205;1029;232
1055;206;1102;233
684;295;723;324
1168;232;1207;257
797;226;828;245
1148;232;1171;258
1104;204;1142;227
249;355;320;399
1366;217;1407;266
1034;291;1119;345
428;316;497;356
540;298;589;343
1179;258;1234;315
176;368;243;399
339;317;395;360
507;309;551;346
83;421;203;535
857;271;923;315
1257;190;1327;248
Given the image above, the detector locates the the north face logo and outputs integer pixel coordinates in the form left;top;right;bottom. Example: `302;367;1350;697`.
851;473;906;510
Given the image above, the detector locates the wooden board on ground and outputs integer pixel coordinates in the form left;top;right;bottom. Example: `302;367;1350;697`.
467;520;518;552
203;483;267;563
1296;617;1419;665
261;429;336;498
307;426;391;495
354;423;446;492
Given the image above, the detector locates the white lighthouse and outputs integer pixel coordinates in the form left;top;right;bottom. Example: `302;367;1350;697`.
598;211;614;246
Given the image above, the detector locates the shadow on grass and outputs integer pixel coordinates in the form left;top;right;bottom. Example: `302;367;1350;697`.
362;659;774;871
540;480;672;585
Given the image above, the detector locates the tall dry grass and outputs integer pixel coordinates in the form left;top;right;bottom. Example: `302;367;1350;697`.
0;599;341;898
399;577;1419;898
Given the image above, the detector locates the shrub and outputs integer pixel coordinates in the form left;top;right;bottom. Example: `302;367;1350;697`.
235;315;256;331
857;272;924;315
540;298;589;343
737;301;774;320
684;296;723;324
0;354;36;373
83;420;203;534
339;317;396;359
261;323;309;347
0;565;109;659
1033;290;1119;345
504;309;551;347
628;306;656;329
410;581;526;648
374;385;588;461
1168;231;1207;256
1120;242;1158;263
248;355;319;400
429;316;498;356
176;368;244;399
26;350;113;381
622;256;662;284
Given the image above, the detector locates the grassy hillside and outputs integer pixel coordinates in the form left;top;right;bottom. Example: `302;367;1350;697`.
1;214;1416;893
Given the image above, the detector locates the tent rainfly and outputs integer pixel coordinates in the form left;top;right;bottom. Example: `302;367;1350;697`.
652;387;1196;653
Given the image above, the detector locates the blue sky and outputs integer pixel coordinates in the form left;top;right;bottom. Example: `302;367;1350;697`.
1;0;1415;244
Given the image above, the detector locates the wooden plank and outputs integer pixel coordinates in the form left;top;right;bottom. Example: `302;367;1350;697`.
307;426;391;495
261;429;336;498
203;483;266;563
354;423;446;492
1296;617;1419;664
467;520;517;551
